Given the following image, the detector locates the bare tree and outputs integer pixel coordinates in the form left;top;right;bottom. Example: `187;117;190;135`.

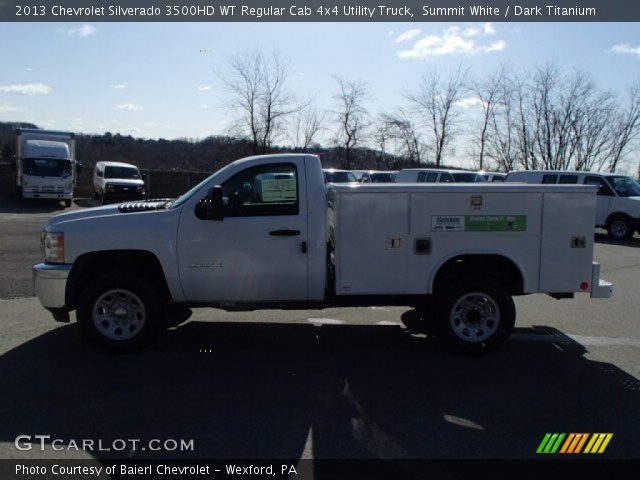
470;66;507;170
288;104;326;152
486;73;519;172
332;77;370;169
404;67;467;166
606;81;640;173
221;50;300;154
382;111;424;167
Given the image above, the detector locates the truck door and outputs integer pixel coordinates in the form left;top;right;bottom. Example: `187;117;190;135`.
176;161;308;302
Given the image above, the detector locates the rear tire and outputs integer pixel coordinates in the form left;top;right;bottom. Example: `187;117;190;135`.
76;271;166;351
64;199;72;208
434;276;515;354
606;216;633;240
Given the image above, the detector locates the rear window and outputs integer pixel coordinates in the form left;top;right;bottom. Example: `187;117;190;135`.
559;175;578;184
325;171;356;183
452;173;487;183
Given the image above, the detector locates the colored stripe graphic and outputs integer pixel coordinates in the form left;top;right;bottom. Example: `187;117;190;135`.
538;433;613;454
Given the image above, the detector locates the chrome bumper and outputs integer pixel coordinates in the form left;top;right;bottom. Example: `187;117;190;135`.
33;263;72;309
590;261;613;299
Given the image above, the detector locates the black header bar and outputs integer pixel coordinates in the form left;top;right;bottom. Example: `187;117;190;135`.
1;1;638;22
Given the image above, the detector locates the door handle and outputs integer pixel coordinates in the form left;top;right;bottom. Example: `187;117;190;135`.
269;229;301;236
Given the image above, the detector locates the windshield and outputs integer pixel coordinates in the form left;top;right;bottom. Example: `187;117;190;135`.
170;162;238;209
452;173;487;183
607;176;640;197
105;166;140;179
325;171;357;183
23;158;71;177
370;173;396;182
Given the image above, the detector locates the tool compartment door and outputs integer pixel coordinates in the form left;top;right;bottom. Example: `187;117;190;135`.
539;192;596;292
336;193;409;295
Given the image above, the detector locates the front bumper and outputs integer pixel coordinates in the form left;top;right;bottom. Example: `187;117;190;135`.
23;191;73;200
33;263;72;309
590;261;613;299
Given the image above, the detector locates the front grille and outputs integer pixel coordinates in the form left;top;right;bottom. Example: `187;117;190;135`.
32;186;65;193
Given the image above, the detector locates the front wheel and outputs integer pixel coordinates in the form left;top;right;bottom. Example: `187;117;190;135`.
76;271;166;350
435;276;515;354
607;216;633;240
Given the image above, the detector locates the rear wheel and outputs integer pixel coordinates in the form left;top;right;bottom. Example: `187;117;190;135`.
435;276;515;354
64;199;72;208
606;216;633;240
76;271;166;350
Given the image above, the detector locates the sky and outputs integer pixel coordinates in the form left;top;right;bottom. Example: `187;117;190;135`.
1;22;639;167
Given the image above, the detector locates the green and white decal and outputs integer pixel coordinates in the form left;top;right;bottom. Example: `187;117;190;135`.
465;215;527;232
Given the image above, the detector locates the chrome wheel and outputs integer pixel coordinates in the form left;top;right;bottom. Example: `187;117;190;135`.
610;219;629;238
449;292;500;343
92;289;146;341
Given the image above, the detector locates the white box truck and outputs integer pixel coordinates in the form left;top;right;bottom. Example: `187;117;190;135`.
14;129;80;207
32;154;612;353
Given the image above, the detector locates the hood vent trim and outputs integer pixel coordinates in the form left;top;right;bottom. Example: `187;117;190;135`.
118;199;172;213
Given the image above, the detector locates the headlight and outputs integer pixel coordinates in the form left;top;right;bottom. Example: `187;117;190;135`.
43;232;65;263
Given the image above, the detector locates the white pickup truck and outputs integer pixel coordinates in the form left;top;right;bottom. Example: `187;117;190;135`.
33;154;613;353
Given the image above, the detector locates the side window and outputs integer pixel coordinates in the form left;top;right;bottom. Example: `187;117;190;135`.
439;173;454;183
426;172;438;182
220;163;299;216
417;172;427;182
559;175;578;184
584;176;614;197
542;174;558;184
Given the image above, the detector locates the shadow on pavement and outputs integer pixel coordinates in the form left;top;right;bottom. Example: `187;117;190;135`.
0;320;638;465
595;232;640;248
0;196;68;214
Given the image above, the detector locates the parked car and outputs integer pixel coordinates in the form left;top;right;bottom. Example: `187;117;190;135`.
93;161;146;204
323;169;358;183
360;171;398;183
505;170;640;240
397;168;488;183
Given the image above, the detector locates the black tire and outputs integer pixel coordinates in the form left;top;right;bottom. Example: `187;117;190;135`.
64;199;72;208
101;192;108;205
76;271;167;351
434;276;515;354
606;216;633;240
93;189;99;200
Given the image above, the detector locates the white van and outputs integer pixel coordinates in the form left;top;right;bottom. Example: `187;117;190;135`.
506;170;640;240
397;168;488;183
93;161;146;204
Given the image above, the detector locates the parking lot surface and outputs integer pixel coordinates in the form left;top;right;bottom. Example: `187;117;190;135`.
0;197;639;460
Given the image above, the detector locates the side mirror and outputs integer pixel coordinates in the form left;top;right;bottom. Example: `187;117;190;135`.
196;185;224;221
141;172;147;179
76;163;83;174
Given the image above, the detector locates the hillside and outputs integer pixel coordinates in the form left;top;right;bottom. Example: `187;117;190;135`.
0;122;409;173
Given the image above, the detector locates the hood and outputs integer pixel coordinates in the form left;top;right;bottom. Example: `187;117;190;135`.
45;200;171;229
104;178;145;186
